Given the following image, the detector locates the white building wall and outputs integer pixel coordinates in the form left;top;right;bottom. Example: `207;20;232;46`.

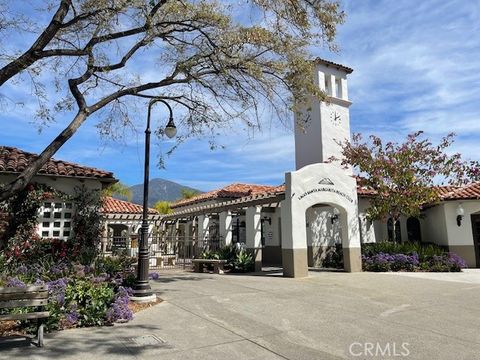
305;206;341;247
422;204;449;246
443;201;480;246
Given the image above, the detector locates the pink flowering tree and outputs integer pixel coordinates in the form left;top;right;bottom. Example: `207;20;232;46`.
338;131;480;242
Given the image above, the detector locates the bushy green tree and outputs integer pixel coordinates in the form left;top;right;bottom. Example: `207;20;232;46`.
154;200;172;214
180;188;200;200
102;182;133;201
339;132;479;242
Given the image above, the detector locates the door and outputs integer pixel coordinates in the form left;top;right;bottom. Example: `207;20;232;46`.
470;214;480;267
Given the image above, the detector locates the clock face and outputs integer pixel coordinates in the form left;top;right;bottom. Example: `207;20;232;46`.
330;110;342;126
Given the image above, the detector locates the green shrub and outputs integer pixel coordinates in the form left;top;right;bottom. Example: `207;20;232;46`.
216;244;238;268
322;244;343;269
234;250;254;272
65;279;115;327
362;242;445;262
95;254;135;277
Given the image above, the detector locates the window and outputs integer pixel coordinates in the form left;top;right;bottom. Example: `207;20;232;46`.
387;218;402;242
37;198;75;240
335;78;342;98
324;76;331;95
407;217;422;243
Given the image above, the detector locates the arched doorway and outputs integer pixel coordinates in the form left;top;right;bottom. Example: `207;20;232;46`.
306;204;342;267
407;217;422;243
281;163;362;277
387;218;402;242
107;224;129;250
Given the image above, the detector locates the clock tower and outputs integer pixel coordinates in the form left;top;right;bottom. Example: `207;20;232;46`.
294;59;353;171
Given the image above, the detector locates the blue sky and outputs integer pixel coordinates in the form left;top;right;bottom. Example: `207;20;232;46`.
1;0;479;191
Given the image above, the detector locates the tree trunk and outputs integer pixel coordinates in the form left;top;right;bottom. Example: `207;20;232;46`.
0;111;88;202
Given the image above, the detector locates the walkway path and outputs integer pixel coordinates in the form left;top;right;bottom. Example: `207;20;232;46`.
1;269;480;359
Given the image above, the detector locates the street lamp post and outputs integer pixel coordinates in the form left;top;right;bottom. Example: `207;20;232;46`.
132;98;177;300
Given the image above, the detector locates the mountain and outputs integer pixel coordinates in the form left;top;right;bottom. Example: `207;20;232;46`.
127;178;202;207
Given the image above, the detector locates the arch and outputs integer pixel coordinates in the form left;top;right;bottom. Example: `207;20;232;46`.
387;218;402;242
407;217;422;243
107;223;129;249
281;163;362;277
306;204;342;267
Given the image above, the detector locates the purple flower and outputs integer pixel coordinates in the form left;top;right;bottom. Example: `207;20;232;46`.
47;277;69;305
106;286;133;324
6;277;26;287
16;265;28;275
65;304;79;325
148;272;160;280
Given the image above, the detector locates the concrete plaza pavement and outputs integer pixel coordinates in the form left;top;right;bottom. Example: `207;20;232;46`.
1;269;480;359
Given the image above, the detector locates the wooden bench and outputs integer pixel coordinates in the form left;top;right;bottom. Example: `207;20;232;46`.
192;259;227;274
0;285;49;347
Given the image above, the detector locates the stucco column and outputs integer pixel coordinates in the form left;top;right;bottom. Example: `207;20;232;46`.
341;77;348;100
246;205;262;272
281;195;309;278
329;73;336;97
341;210;362;272
160;221;166;244
197;214;210;241
219;210;233;246
184;220;191;241
174;219;180;243
101;222;108;253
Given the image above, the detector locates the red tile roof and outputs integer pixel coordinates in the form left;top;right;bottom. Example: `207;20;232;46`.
440;182;480;200
171;180;480;210
315;58;353;74
171;183;280;208
0;146;115;181
102;197;158;214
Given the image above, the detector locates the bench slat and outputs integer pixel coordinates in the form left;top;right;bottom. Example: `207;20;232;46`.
192;259;227;264
0;311;50;321
0;299;48;309
0;291;48;302
0;286;48;294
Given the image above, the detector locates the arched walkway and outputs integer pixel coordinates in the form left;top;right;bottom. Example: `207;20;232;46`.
281;163;362;277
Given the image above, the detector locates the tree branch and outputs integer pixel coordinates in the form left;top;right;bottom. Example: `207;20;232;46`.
0;0;71;86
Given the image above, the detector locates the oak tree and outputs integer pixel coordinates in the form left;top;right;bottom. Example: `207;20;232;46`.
0;0;345;201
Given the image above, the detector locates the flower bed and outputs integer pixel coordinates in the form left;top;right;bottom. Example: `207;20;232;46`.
0;240;138;334
361;242;467;272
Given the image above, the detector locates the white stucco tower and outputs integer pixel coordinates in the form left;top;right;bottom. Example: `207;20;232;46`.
282;59;362;277
294;59;353;170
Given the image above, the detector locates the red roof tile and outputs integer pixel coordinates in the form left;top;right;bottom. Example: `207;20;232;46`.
440;182;480;200
101;197;158;214
315;58;353;74
0;146;115;181
171;183;280;208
